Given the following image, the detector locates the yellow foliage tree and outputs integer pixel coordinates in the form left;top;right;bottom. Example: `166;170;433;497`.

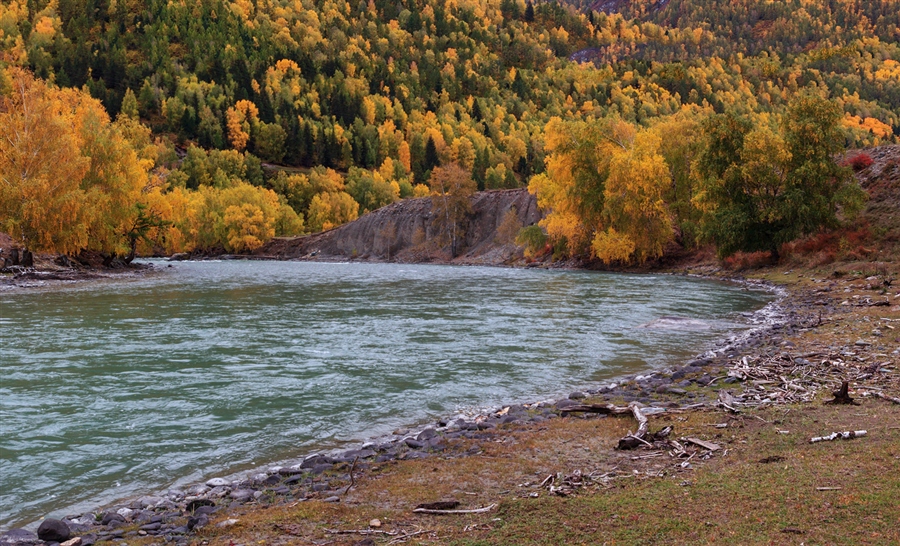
0;68;149;256
595;131;674;264
307;191;359;232
225;100;259;151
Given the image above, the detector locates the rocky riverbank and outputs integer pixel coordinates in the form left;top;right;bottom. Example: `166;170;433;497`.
2;265;896;546
0;275;795;546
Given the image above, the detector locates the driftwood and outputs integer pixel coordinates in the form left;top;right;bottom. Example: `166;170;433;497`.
413;503;497;515
560;402;655;450
809;430;867;443
824;381;860;405
683;437;721;451
863;391;900;405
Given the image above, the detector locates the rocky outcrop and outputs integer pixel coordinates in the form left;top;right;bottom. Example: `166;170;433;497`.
257;188;543;265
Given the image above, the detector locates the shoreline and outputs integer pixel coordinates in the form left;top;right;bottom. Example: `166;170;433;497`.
0;263;788;544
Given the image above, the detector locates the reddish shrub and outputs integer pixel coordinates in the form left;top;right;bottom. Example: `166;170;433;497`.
722;251;774;271
845;152;874;171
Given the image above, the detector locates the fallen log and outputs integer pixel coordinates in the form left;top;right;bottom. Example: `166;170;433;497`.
809;430;867;443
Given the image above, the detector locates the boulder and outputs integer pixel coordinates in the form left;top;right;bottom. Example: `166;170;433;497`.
37;519;71;542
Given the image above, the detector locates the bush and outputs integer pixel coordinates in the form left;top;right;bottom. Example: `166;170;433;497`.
846;152;874;171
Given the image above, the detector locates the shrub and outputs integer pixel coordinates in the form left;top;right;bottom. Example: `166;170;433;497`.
846;152;874;171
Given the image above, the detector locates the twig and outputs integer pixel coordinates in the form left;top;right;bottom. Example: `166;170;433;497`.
325;529;397;536
816;487;842;491
413;503;497;515
388;529;430;544
343;455;359;494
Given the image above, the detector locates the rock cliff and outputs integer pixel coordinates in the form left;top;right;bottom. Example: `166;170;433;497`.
257;188;543;264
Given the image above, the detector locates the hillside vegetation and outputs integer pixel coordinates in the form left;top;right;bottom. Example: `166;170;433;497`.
0;0;897;262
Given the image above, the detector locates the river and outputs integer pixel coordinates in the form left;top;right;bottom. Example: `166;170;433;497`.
0;260;772;528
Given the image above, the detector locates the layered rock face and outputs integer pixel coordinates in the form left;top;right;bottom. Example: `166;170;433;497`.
258;188;543;264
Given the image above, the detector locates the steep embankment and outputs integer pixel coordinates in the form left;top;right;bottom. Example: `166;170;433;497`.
257;188;542;265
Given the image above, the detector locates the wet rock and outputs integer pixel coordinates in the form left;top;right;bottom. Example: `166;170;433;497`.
417;428;437;441
568;391;586;399
38;518;72;542
259;474;282;486
300;455;331;469
230;489;255;502
187;515;208;531
115;508;134;520
186;499;216;514
187;484;210;496
0;528;42;546
404;438;425;449
100;513;125;526
207;486;230;498
343;448;376;459
192;505;218;516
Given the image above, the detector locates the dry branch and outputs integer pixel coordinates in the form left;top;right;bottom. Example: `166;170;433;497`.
809;430;867;443
561;402;655;450
863;391;900;404
413;503;497;515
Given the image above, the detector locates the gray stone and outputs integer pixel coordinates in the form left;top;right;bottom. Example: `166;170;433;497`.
100;513;125;526
322;496;341;503
0;529;42;546
667;388;688;395
416;428;437;441
230;489;255;502
205;478;230;487
37;519;71;543
568;391;586;399
555;398;579;409
300;455;331;469
187;484;210;495
310;463;333;475
404;438;425;449
187;515;209;531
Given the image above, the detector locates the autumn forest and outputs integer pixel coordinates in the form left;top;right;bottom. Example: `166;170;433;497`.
1;0;897;263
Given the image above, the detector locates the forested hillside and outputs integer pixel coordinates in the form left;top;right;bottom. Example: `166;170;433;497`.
1;0;897;263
